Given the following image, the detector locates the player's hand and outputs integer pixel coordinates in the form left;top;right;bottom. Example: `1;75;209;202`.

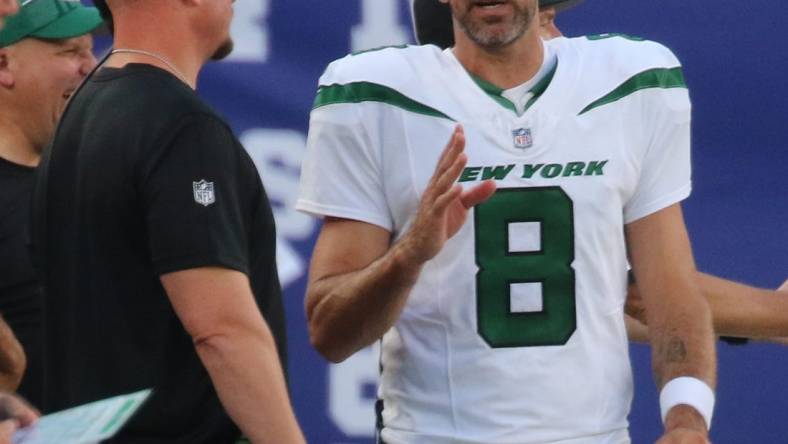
400;125;496;264
657;405;709;444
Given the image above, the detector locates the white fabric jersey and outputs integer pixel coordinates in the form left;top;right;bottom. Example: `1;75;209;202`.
298;35;691;444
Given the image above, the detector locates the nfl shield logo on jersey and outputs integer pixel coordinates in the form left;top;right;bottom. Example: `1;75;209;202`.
512;128;533;150
193;180;215;207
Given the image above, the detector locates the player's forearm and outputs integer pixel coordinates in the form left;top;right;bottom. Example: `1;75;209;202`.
647;277;716;434
195;324;305;444
648;279;716;389
307;240;424;362
697;272;788;338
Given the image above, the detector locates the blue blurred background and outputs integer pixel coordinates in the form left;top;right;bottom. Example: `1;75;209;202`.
91;1;787;442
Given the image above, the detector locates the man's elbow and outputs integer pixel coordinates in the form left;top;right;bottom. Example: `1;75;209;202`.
0;346;26;392
308;321;354;364
192;322;277;359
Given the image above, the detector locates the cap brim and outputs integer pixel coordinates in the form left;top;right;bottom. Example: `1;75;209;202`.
29;7;103;40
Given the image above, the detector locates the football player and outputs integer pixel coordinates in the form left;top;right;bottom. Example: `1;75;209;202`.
299;0;717;442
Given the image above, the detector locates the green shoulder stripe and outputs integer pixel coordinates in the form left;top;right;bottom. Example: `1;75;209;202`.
579;67;686;115
313;82;453;120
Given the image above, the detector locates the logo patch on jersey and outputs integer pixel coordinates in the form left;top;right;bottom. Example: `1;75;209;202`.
512;128;533;150
193;180;215;207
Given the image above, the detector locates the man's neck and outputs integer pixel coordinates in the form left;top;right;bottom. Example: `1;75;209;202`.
0;115;41;167
106;28;203;90
452;27;544;90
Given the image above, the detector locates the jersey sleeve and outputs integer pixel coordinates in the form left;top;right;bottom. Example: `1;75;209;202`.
140;114;252;276
623;71;692;224
296;101;393;231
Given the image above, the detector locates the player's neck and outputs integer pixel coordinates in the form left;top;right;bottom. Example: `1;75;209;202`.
0;115;41;167
453;27;544;90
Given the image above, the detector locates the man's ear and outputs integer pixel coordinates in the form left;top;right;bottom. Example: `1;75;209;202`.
0;49;14;89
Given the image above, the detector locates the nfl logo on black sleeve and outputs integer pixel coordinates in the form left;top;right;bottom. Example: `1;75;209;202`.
512;128;533;150
193;180;215;206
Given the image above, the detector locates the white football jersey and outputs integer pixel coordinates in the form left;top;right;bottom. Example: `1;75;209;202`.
298;35;691;444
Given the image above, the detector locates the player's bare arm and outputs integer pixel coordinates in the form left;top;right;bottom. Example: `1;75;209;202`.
626;204;716;442
625;272;788;341
306;126;496;362
161;268;305;444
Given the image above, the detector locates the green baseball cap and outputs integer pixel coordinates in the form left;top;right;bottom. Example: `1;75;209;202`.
0;0;103;48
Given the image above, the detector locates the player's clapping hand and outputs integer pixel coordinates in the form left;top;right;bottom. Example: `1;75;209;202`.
0;392;38;444
400;125;496;264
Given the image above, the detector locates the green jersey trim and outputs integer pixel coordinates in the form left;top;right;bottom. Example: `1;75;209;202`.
579;67;686;115
585;33;646;42
469;61;558;116
313;82;454;120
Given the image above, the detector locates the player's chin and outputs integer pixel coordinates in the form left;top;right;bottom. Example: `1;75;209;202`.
473;28;520;48
210;38;234;61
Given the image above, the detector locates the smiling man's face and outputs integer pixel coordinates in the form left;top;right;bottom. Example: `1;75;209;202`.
1;35;96;151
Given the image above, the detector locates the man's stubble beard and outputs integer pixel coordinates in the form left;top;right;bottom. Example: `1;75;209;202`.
455;2;535;49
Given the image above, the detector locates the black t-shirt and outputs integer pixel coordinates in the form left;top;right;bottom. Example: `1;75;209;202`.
32;64;287;443
0;157;44;407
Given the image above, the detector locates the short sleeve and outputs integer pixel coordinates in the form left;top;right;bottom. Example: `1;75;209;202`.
296;103;393;231
623;85;692;223
141;114;251;275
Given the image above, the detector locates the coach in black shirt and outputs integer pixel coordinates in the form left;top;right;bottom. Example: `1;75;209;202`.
32;0;305;443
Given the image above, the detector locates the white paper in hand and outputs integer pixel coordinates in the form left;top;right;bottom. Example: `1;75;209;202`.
13;389;152;444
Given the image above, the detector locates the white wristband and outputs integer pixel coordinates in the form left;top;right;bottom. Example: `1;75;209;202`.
659;377;715;430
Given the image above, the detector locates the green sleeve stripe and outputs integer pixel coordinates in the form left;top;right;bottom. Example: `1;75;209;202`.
579;67;687;115
313;82;454;120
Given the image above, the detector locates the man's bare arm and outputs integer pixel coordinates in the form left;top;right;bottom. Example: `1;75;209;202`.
625;273;788;340
695;272;788;338
161;268;305;444
306;219;420;363
306;126;496;362
0;316;24;392
626;204;716;439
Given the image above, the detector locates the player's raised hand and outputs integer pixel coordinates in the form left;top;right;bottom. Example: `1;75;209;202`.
400;125;496;264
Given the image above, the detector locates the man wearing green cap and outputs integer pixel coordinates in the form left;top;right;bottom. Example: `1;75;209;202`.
0;0;101;408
